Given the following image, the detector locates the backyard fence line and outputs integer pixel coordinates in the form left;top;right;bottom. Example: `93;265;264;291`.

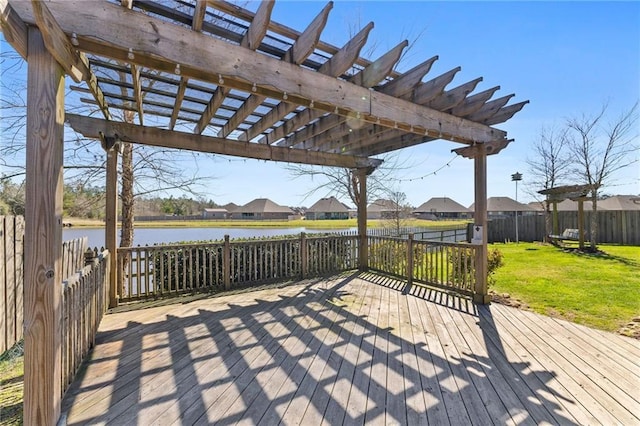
1;215;25;354
481;210;640;245
1;215;97;356
61;248;110;394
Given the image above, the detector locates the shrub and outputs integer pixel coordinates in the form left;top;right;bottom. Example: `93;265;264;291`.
487;247;504;286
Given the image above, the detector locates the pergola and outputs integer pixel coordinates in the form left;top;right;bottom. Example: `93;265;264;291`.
538;183;599;250
1;0;527;423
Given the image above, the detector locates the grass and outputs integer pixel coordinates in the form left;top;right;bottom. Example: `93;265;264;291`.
64;217;469;230
0;342;23;426
490;242;640;333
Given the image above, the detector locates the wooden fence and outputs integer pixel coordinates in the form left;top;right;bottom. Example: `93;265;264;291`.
117;233;359;303
368;235;476;295
1;215;25;354
1;215;98;355
61;248;110;393
481;211;640;245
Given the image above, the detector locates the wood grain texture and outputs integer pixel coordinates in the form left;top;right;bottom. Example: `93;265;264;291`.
59;273;640;425
24;27;64;426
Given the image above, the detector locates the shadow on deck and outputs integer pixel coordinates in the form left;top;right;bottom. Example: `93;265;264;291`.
60;272;639;425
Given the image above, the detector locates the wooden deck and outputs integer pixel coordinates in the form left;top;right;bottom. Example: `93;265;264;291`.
60;272;640;425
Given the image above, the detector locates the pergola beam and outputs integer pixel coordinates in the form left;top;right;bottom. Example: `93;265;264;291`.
66;114;382;170
244;22;374;143
10;1;507;144
281;40;409;149
194;0;274;135
0;0;27;58
217;1;333;139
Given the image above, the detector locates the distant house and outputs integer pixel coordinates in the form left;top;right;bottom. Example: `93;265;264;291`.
527;201;546;213
598;195;640;211
231;198;294;220
469;197;536;218
222;202;239;214
202;208;228;219
306;196;350;220
413;197;470;220
367;199;402;219
554;199;595;211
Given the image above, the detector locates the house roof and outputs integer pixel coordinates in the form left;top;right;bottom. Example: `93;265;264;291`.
234;198;294;214
554;199;596;211
203;208;228;213
306;196;350;213
527;201;545;211
222;203;239;212
597;195;640;211
368;199;399;212
469;197;536;212
414;197;469;213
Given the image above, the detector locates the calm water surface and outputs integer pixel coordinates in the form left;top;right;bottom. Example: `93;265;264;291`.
63;226;356;248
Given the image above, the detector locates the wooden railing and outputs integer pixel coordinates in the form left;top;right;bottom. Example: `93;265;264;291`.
61;237;88;280
1;215;24;354
117;234;359;303
61;248;110;393
368;235;477;295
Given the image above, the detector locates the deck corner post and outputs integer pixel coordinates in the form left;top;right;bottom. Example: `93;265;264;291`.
223;235;231;290
24;26;64;425
300;232;308;279
472;144;490;305
105;147;119;308
357;168;368;271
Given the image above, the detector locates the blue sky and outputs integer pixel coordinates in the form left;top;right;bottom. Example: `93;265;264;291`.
1;1;639;208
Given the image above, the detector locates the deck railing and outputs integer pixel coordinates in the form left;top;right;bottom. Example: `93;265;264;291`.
116;234;359;303
61;237;88;280
368;235;476;295
61;248;110;393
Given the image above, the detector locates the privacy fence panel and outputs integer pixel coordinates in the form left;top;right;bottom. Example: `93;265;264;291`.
1;215;25;354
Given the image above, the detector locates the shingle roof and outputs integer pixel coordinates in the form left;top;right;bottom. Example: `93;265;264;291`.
598;195;640;211
414;197;469;213
306;196;350;213
234;198;294;214
469;197;536;212
368;199;399;212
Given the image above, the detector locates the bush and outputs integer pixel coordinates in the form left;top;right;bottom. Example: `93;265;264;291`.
487;247;504;286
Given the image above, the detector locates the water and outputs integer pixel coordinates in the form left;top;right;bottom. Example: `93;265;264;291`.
63;226;357;248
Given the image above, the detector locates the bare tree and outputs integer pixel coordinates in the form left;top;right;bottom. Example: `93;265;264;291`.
383;190;412;235
285;153;410;208
526;125;572;237
567;101;639;251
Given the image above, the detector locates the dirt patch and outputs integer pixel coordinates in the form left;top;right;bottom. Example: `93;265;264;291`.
617;317;640;339
489;291;530;311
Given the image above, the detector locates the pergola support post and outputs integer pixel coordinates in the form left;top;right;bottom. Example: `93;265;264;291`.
357;168;368;271
105;146;119;308
472;145;490;304
23;27;64;425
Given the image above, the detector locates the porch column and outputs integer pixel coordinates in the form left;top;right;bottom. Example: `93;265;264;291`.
357;168;368;271
24;27;65;425
472;144;489;304
105;147;119;307
577;198;585;250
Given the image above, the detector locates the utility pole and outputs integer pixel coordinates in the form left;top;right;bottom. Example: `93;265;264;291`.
511;172;523;243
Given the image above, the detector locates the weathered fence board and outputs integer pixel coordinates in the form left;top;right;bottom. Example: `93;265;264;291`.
1;215;24;353
61;237;88;281
482;211;640;245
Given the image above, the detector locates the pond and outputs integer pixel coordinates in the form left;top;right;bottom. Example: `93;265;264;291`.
63;226;356;248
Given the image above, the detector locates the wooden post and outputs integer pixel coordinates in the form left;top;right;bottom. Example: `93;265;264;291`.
552;201;559;236
357;168;368;271
300;232;308;279
223;235;230;290
577;199;585;250
472;145;490;304
105;148;118;307
24;27;65;425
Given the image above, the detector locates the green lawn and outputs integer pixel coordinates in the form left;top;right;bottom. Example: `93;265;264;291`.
490;243;640;334
0;343;23;425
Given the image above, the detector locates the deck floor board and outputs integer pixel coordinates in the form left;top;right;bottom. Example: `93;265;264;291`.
60;273;640;426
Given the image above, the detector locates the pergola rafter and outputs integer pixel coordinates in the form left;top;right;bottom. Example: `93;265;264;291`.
0;1;530;423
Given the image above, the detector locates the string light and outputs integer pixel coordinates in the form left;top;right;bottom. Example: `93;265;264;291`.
71;33;79;47
389;154;459;183
127;48;134;60
252;83;257;92
174;64;181;75
218;74;224;85
309;100;314;108
283;92;288;100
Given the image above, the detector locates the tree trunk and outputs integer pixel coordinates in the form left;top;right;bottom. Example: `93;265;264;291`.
544;199;552;242
590;192;598;251
120;141;134;248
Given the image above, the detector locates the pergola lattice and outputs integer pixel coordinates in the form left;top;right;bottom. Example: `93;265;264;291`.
1;0;527;423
